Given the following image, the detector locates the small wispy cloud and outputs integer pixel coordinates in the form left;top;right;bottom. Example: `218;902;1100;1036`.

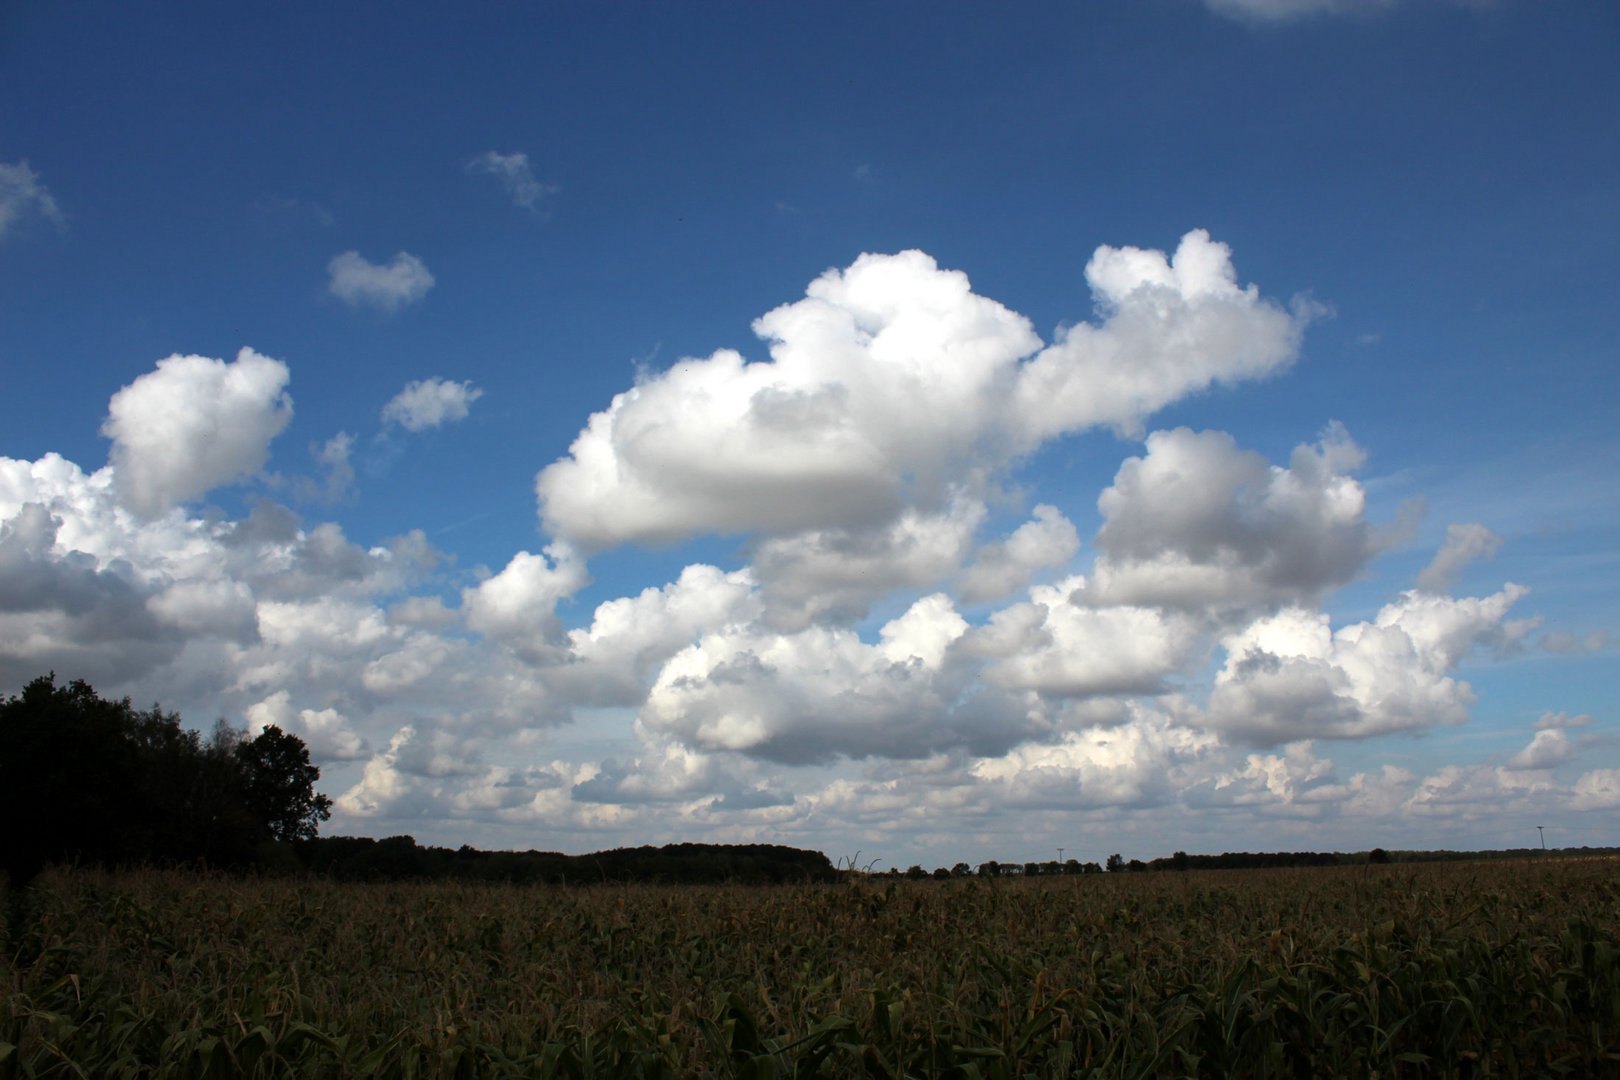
326;251;434;313
1205;0;1396;22
1540;630;1611;656
1417;522;1500;593
1534;712;1594;732
254;194;335;228
308;432;356;502
468;151;557;212
382;377;483;432
0;160;66;240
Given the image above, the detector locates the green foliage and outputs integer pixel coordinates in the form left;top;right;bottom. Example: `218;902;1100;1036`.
4;860;1619;1077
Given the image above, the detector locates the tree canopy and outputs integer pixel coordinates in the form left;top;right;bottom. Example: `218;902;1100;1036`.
231;722;333;843
0;674;331;886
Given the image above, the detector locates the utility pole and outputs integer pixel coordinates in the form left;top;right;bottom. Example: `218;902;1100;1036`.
1057;847;1064;863
1536;825;1546;850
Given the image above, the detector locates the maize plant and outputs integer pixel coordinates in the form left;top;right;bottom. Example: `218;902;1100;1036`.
2;859;1617;1077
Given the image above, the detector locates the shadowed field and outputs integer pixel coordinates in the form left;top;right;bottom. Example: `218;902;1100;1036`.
4;859;1618;1077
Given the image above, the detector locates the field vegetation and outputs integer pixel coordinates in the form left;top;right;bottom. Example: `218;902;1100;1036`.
4;858;1618;1077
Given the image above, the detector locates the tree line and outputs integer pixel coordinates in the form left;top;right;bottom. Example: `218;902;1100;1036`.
884;844;1620;880
299;835;839;884
0;673;331;889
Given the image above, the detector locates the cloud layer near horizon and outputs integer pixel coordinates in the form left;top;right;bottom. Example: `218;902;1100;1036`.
1;232;1609;860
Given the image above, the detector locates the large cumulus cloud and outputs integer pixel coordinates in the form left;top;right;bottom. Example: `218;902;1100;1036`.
536;231;1310;552
1207;585;1533;744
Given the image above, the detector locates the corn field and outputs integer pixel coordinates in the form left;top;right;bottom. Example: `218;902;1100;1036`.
3;859;1618;1077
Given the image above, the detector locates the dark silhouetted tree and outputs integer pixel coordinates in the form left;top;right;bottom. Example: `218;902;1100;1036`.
0;674;332;887
235;724;332;842
0;674;141;887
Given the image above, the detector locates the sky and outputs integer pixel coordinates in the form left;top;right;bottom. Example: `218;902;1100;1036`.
2;0;1617;868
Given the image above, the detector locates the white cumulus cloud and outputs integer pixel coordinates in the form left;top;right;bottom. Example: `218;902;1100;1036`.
327;250;434;312
1012;230;1312;443
102;348;293;518
536;232;1309;551
246;689;368;761
972;576;1202;698
0;436;558;764
972;708;1218;810
542;563;760;707
461;545;590;661
639;593;1016;764
1207;585;1532;744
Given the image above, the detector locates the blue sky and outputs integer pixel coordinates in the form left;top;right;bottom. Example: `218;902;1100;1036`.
2;0;1616;865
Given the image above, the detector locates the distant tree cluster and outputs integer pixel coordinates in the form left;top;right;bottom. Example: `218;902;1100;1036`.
949;852;1420;879
0;674;331;887
970;859;1104;878
946;848;1617;880
1142;850;1344;872
298;835;839;884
